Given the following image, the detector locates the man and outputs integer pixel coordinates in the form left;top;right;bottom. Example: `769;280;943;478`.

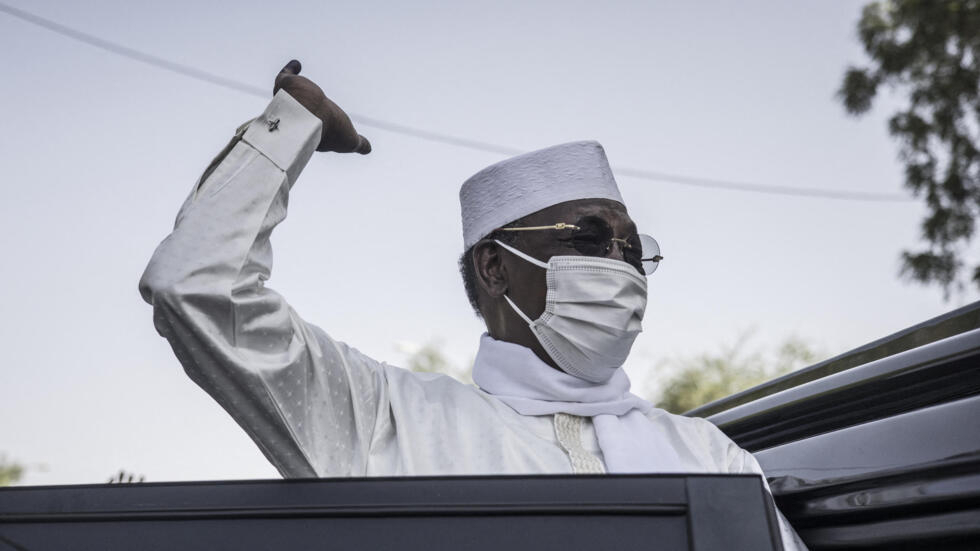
140;61;806;549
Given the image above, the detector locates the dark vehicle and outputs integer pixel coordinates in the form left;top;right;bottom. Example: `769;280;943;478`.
1;304;977;550
0;475;785;550
690;301;980;550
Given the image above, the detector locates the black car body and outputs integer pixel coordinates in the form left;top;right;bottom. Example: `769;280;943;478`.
689;301;980;549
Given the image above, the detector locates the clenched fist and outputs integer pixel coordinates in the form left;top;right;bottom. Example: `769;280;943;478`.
273;60;371;154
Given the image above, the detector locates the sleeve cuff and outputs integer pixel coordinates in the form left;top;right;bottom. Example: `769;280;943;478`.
242;90;323;182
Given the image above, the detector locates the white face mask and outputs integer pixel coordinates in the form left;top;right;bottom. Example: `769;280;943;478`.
494;239;648;383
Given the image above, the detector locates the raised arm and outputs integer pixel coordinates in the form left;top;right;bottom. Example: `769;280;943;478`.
139;61;381;478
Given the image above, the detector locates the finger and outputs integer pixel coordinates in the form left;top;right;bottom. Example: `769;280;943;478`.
273;59;302;94
355;135;372;155
280;59;302;76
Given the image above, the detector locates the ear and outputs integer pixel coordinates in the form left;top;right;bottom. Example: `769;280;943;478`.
473;240;509;299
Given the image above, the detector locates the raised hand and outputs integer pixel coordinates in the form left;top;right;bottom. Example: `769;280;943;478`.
273;60;371;154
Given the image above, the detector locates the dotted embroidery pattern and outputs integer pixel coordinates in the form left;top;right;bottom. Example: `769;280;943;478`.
553;413;606;474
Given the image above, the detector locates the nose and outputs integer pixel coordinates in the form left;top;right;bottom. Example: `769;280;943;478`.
608;238;630;262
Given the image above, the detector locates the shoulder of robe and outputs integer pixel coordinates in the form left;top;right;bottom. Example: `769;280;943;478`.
381;363;485;397
645;409;743;460
380;364;532;421
645;408;726;435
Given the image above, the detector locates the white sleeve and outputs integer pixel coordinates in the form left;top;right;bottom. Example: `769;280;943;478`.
139;90;387;478
728;447;810;551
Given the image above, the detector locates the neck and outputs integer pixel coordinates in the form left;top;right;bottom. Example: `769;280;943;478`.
484;301;563;373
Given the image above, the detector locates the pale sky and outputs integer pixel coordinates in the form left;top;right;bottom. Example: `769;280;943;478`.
2;0;975;485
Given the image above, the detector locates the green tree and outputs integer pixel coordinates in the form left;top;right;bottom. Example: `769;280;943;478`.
650;336;818;414
840;0;980;295
401;340;473;385
0;455;25;486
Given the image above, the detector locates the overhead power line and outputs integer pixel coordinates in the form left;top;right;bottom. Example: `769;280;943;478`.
613;167;909;201
0;1;913;203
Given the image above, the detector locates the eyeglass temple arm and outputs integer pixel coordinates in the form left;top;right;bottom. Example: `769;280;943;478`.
496;223;580;232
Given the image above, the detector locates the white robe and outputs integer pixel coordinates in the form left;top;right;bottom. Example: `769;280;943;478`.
139;90;806;549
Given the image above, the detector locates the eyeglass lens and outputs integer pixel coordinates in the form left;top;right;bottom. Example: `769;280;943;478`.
570;216;661;275
638;233;662;275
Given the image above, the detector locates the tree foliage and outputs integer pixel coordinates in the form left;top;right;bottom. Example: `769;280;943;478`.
651;336;818;414
107;470;145;484
401;340;473;385
0;455;25;487
840;0;980;295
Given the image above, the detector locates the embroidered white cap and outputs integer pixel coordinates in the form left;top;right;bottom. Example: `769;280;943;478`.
459;140;625;250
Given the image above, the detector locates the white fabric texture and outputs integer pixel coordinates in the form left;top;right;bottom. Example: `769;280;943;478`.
472;334;686;473
139;91;806;550
458;140;625;250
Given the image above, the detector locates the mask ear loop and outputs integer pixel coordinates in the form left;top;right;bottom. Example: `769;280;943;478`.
494;240;549;269
493;239;546;324
503;294;533;324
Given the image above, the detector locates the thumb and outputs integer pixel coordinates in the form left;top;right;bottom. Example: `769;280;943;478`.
355;135;372;155
273;59;302;94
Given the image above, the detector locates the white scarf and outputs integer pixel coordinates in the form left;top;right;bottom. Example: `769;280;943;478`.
471;333;686;473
